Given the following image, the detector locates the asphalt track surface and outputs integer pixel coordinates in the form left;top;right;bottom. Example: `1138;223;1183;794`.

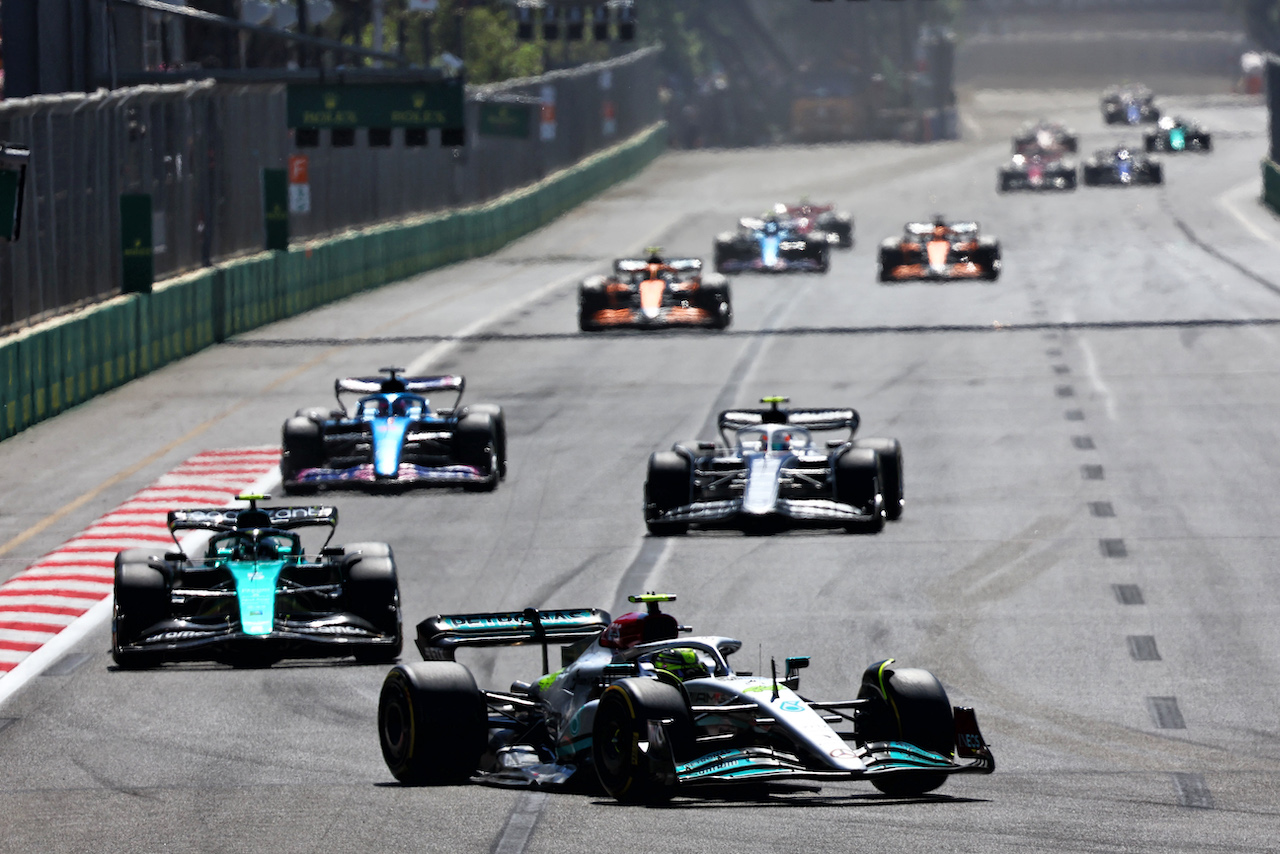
3;87;1280;852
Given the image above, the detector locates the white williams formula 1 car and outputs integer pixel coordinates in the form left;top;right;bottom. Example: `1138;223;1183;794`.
377;594;994;802
643;397;903;535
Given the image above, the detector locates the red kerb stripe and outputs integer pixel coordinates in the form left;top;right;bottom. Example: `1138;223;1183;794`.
0;603;88;617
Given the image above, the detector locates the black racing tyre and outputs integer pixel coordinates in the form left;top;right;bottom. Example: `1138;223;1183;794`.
112;554;171;669
343;545;402;661
1063;170;1078;191
1082;167;1099;187
378;662;487;785
997;173;1011;193
857;662;956;796
459;404;507;479
854;438;904;521
1201;135;1213;152
1064;136;1078;153
816;247;830;274
294;406;336;423
644;452;692;536
455;413;500;492
712;241;732;273
1144;136;1157;152
1149;163;1164;185
282;416;325;492
877;248;896;283
834;448;885;533
592;677;694;803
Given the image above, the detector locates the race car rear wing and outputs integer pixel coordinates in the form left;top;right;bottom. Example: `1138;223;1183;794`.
335;375;465;397
415;608;611;669
614;258;702;274
718;407;860;442
168;505;339;533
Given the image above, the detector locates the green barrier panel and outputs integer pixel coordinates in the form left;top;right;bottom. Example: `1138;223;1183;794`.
1;339;17;439
87;305;104;396
1264;159;1280;216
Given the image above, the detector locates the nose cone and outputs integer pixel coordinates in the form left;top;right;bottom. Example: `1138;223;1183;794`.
372;417;411;477
639;279;665;318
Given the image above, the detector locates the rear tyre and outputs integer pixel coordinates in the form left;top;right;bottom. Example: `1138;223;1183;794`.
834;448;885;533
112;555;171;669
644;452;691;536
592;677;694;803
854;438;904;520
858;662;956;796
379;662;487;785
1149;163;1164;185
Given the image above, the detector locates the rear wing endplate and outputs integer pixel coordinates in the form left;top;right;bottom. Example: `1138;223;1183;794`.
416;607;611;666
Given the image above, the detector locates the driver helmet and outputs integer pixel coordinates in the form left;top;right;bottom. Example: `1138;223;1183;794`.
770;431;792;451
232;538;279;562
648;647;714;682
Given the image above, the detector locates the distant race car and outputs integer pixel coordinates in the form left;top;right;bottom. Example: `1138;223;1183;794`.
281;368;506;493
1143;116;1211;153
642;397;903;535
998;152;1077;192
1102;84;1160;125
1012;120;1078;155
112;495;401;668
772;201;854;248
579;253;731;331
377;593;995;802
1081;145;1163;186
714;214;830;273
878;217;1001;282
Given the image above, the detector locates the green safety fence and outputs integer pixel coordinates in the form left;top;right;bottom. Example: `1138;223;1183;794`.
0;122;666;443
1264;159;1280;217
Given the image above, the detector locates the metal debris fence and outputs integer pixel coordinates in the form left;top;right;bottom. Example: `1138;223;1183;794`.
0;46;660;334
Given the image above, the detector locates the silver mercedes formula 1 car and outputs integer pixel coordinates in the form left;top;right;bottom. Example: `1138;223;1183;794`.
643;397;903;535
377;594;995;802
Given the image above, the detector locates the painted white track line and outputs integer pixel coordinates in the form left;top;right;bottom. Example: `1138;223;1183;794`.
0;448;281;708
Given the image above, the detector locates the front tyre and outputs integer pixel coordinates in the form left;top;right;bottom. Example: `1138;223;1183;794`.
455;413;500;492
854;438;904;520
592;677;694;803
112;555;171;669
378;662;487;785
858;661;956;796
645;452;692;536
835;447;885;533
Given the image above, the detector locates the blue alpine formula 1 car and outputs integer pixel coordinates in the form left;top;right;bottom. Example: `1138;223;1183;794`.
281;368;507;493
714;214;830;274
112;495;401;668
377;594;994;802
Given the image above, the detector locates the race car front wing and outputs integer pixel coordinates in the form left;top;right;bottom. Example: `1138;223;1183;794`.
291;462;489;486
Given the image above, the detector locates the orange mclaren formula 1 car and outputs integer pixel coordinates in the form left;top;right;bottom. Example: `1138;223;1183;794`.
578;253;732;331
877;217;1001;283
